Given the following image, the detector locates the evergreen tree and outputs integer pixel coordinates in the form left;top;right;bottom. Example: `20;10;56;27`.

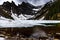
45;0;60;20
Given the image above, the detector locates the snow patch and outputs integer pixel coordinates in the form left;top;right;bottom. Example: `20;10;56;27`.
0;12;60;27
18;14;27;20
24;15;34;19
0;37;5;40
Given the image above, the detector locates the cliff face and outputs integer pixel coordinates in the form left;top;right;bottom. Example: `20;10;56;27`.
0;1;38;20
0;0;56;20
0;0;59;20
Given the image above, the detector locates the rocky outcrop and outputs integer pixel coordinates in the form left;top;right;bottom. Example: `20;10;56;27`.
0;0;54;20
0;1;37;19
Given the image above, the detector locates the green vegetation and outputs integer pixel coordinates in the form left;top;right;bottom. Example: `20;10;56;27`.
45;0;60;20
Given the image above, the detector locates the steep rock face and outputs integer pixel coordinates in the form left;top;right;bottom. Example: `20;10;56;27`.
0;1;19;19
0;1;13;19
18;2;36;15
2;1;11;12
0;1;37;19
0;0;54;20
11;1;21;15
2;1;19;15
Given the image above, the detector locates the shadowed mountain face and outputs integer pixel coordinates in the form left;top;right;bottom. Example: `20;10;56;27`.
0;1;38;19
18;2;38;15
0;0;54;20
2;1;20;16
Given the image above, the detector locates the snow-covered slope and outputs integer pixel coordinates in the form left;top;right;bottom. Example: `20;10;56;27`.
0;0;59;27
0;7;59;27
0;12;60;27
